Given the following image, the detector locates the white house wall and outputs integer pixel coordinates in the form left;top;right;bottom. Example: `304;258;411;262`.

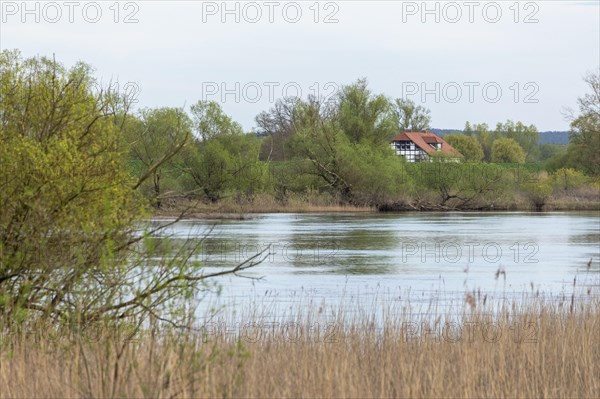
391;141;429;162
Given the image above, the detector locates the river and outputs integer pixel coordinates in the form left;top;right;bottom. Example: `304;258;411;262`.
150;211;599;318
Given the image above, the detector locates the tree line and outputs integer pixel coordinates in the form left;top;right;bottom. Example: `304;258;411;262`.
118;77;599;212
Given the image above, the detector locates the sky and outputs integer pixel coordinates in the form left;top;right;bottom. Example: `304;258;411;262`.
1;0;599;132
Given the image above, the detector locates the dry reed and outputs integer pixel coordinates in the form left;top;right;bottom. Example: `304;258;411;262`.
1;286;599;398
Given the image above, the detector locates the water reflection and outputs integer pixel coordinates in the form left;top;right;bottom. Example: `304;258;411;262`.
145;212;599;307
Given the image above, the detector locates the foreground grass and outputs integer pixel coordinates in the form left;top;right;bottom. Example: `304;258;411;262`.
1;292;599;398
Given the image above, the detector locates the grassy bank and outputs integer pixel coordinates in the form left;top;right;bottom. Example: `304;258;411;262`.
152;194;377;218
151;189;599;219
2;290;599;398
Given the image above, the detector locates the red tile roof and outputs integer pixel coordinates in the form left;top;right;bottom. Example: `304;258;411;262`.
390;131;462;157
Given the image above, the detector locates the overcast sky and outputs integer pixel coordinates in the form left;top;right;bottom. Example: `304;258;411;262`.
1;0;599;131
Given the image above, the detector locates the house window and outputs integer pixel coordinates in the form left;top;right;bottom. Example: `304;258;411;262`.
396;141;411;151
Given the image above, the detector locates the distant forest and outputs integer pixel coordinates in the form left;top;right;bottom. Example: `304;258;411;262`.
433;129;569;145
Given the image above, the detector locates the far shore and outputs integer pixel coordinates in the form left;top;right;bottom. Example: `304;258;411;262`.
151;196;599;220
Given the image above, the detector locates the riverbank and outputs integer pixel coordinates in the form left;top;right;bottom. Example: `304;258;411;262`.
152;195;376;219
152;190;599;219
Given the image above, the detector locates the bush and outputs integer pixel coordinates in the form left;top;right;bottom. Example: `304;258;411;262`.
491;138;526;163
0;51;264;330
515;170;552;211
551;168;588;191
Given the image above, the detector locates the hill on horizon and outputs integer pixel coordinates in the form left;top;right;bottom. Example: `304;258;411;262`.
431;129;569;145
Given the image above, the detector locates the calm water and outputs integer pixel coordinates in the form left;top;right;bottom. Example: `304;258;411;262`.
152;211;600;312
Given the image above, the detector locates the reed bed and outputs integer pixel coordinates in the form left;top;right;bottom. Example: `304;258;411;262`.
1;285;599;398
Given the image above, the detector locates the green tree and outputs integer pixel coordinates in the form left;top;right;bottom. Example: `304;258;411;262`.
444;134;484;161
182;102;262;202
551;168;588;191
337;78;396;145
289;95;412;206
563;70;600;175
190;100;243;141
125;108;192;208
0;50;265;328
521;178;553;211
393;98;432;132
287;96;352;202
491;138;526;163
407;163;511;210
464;122;499;161
539;143;567;162
0;50;143;323
495;120;540;162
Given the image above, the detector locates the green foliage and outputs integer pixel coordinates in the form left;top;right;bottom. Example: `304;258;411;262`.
263;160;318;203
393;98;432;132
285;93;413;205
0;50;146;324
551;168;588;191
491;138;526;163
443;134;484;161
180;102;262;202
407;163;511;209
337;78;397;145
539;143;567;162
336;141;413;206
495;120;540;162
190;100;244;141
289;104;353;202
562;71;600;176
464;122;499;161
519;172;553;211
124;108;192;207
0;51;267;330
182;139;233;202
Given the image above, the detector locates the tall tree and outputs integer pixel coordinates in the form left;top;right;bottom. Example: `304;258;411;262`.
190;100;243;141
337;78;396;145
563;70;600;175
125;107;192;208
0;50;144;323
183;101;261;202
289;95;410;206
393;98;432;132
495;120;540;162
255;97;303;161
464;122;499;161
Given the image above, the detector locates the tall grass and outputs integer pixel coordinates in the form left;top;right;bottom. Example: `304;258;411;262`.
155;193;376;218
1;287;599;398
